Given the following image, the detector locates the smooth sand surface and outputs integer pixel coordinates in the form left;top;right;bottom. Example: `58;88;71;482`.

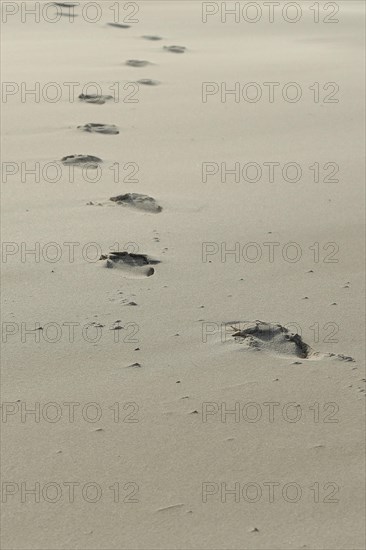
1;1;365;549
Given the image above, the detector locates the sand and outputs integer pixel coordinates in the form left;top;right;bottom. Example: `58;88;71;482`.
1;1;365;549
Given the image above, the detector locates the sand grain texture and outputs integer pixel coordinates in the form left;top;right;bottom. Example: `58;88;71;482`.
1;1;365;549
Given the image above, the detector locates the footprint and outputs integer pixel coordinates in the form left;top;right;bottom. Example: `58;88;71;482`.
79;93;113;105
107;22;131;29
137;79;160;86
53;2;78;7
126;60;150;68
77;123;119;135
100;252;159;278
61;155;102;167
163;45;186;54
228;321;354;361
103;252;160;266
110;193;162;213
142;35;162;41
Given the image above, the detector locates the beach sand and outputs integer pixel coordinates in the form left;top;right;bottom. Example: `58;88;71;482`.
1;1;365;548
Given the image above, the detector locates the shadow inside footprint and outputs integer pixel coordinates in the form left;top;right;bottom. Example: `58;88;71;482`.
102;252;160;266
78;123;119;135
61;154;102;167
110;193;162;213
126;60;150;68
79;93;114;105
107;22;131;29
100;252;159;278
229;320;354;361
163;45;186;53
231;321;311;358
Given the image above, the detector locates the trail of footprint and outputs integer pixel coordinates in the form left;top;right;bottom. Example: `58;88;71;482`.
110;193;162;213
100;252;159;279
78;32;188;285
227;321;354;361
78;123;119;135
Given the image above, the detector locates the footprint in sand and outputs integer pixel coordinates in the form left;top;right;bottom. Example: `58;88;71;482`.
100;252;159;278
137;79;160;86
163;45;186;54
142;35;162;41
107;22;131;29
79;93;114;105
53;2;78;7
126;60;151;68
78;123;119;135
61;154;102;167
227;320;354;361
110;193;162;213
